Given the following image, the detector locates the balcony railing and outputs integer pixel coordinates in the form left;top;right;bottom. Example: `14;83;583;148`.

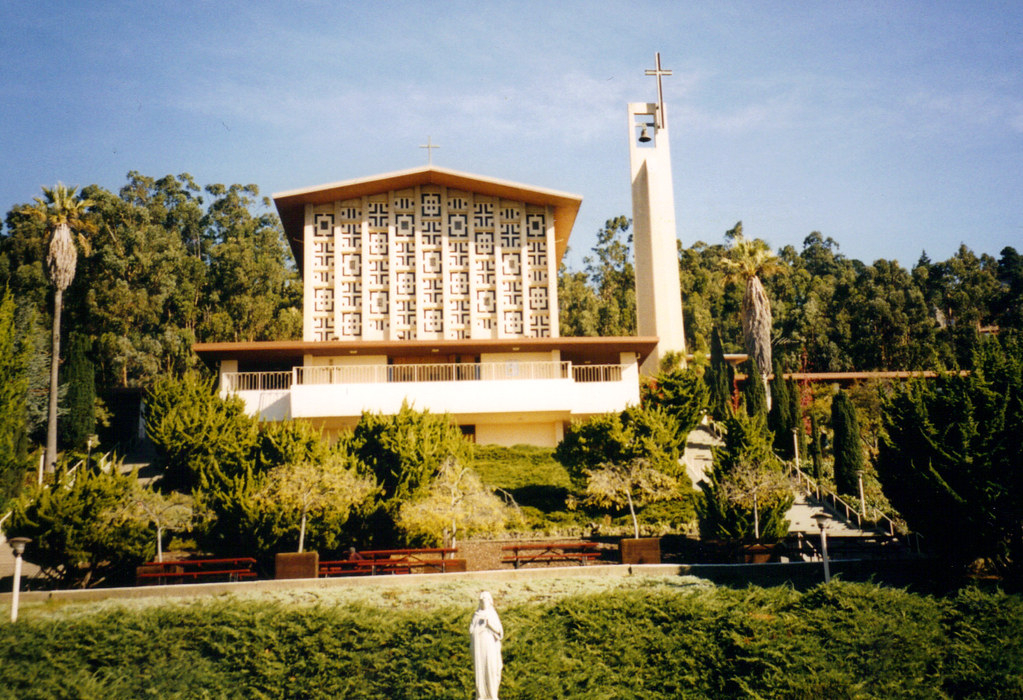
222;371;293;392
572;364;623;383
295;361;573;385
222;362;628;392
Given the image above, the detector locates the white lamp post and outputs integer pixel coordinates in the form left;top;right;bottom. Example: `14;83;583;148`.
811;512;831;584
8;537;31;623
857;470;867;520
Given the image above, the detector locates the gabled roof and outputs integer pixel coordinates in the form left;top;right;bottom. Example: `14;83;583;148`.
273;165;583;275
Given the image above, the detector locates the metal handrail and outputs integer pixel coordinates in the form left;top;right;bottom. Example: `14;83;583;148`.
789;463;901;537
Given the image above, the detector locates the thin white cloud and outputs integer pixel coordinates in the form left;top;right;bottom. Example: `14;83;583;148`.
905;88;1023;135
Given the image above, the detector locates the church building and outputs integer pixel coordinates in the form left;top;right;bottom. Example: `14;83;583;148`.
194;55;685;449
194;166;657;447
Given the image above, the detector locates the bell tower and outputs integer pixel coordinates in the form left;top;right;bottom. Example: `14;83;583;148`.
629;53;686;374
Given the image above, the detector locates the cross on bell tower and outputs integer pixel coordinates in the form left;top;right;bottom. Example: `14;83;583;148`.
644;52;672;129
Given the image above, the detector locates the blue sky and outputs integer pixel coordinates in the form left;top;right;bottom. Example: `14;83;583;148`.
2;1;1021;270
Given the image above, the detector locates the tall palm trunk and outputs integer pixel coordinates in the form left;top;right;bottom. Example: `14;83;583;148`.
742;276;773;408
45;288;63;473
44;221;78;474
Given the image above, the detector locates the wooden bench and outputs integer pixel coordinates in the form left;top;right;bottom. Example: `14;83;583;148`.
501;541;601;569
136;557;258;585
319;548;461;577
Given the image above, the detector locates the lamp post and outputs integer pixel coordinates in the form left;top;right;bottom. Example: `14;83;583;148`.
857;470;867;520
8;537;31;623
811;512;831;584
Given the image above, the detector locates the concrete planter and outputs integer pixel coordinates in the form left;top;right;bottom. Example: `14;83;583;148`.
741;544;776;564
620;537;661;565
275;551;319;579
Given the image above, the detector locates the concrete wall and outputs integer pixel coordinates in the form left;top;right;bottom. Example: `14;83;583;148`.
474;420;562;448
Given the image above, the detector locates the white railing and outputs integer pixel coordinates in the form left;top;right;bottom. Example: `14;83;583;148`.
222;371;293;392
221;362;630;393
295;361;573;386
572;364;623;383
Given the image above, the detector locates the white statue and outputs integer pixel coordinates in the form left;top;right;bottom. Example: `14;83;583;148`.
470;591;503;700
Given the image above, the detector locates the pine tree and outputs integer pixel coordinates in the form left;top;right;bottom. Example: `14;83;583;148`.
61;333;96;450
831;390;864;495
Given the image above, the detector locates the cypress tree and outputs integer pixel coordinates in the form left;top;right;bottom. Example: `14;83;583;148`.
831;390;864;495
809;412;823;481
62;333;96;450
788;378;805;465
705;327;732;420
0;290;32;510
742;359;768;419
768;359;793;458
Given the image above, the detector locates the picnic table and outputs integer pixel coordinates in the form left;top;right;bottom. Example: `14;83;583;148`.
501;541;601;568
136;557;258;585
319;548;463;577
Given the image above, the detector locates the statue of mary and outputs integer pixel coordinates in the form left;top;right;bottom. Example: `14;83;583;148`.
469;591;503;700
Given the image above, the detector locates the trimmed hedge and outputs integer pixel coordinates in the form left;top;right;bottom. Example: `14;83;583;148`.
0;580;1020;699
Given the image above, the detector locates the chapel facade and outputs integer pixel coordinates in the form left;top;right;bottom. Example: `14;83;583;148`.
195;166;657;447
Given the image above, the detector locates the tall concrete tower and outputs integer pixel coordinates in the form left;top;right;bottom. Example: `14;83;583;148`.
630;53;686;375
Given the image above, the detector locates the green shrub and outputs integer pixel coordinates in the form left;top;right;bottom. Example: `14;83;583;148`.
698;407;794;544
352;401;471;506
555;405;687;485
145;372;258;490
7;463;154;587
1;580;1020;699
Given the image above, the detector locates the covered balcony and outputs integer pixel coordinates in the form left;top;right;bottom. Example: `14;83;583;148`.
219;358;639;423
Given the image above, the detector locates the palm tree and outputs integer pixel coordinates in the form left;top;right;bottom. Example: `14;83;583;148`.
25;184;94;473
720;222;781;405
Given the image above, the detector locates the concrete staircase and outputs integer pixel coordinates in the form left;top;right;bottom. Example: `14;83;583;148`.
682;420;880;539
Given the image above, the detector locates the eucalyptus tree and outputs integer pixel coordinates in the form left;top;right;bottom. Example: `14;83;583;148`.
24;184;94;472
720;223;781;402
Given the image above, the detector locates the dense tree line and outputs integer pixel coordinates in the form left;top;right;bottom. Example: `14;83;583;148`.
560;220;1023;374
0;172;301;422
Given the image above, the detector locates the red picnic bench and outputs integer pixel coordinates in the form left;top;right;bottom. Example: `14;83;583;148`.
136;557;258;585
501;541;601;569
319;548;464;577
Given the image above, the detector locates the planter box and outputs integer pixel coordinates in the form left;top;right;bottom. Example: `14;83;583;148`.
620;537;661;565
275;551;319;579
741;544;775;564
